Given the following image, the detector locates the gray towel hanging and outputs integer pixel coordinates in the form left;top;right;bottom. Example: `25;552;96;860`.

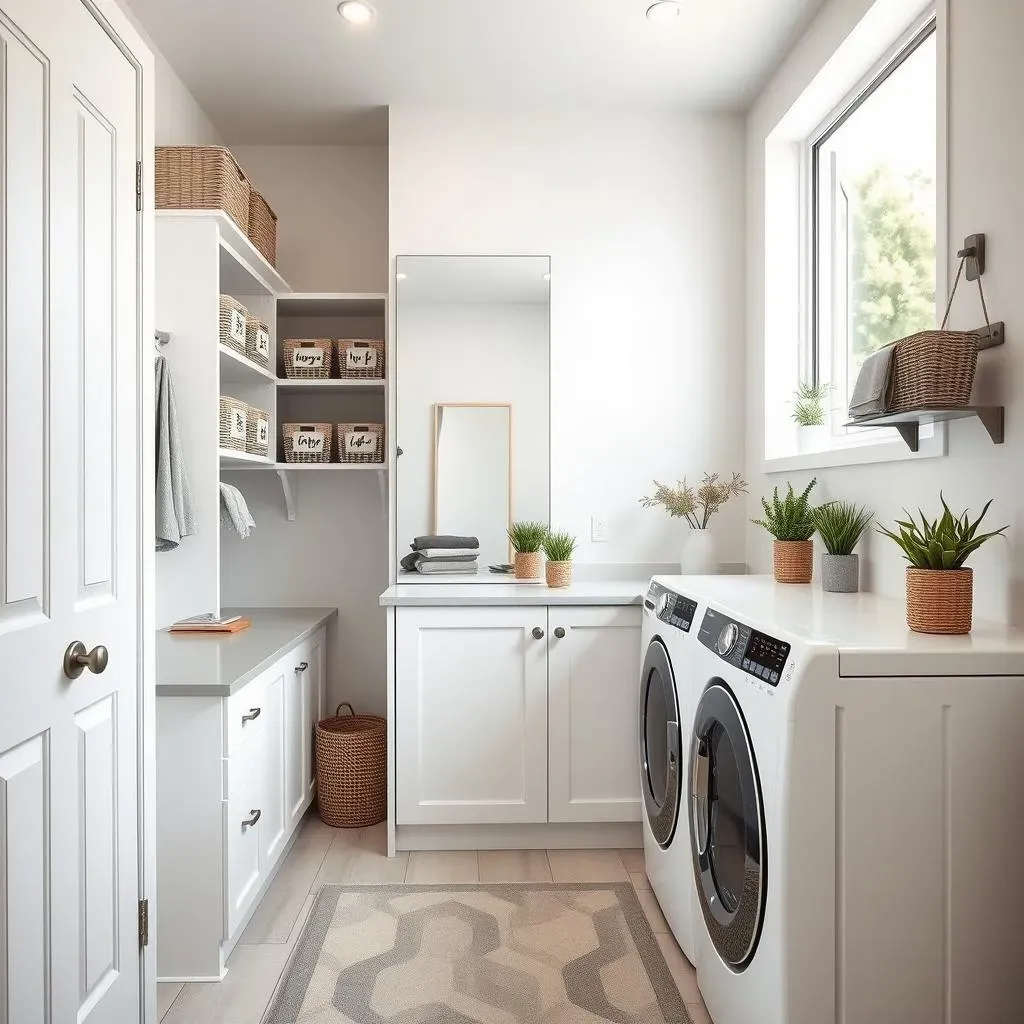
155;356;197;551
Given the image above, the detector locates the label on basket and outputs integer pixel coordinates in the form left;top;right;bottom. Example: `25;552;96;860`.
230;407;247;441
292;347;325;369
344;430;377;456
345;346;378;371
292;430;325;454
255;329;270;359
230;310;246;344
256;418;269;446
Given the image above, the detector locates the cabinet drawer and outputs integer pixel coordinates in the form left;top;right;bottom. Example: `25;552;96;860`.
226;675;269;754
223;720;262;799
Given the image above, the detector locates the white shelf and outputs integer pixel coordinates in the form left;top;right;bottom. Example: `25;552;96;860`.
219;345;277;385
275;378;386;394
219;449;273;467
277;292;386;318
276;463;386;471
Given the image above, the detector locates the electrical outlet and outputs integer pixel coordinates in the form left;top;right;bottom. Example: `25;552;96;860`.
591;517;608;543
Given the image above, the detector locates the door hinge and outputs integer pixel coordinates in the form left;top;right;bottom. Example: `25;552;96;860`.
138;898;149;948
136;161;142;212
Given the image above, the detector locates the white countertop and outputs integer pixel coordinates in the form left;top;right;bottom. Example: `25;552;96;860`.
379;579;650;607
155;607;337;697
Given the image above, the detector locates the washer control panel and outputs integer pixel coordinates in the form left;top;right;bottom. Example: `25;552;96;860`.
644;582;698;632
698;607;790;687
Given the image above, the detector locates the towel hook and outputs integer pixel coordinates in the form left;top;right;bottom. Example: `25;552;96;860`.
154;330;170;353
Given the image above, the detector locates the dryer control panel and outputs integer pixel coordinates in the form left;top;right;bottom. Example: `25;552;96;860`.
698;607;790;687
644;582;698;632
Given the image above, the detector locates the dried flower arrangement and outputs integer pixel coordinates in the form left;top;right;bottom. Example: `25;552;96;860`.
640;472;748;530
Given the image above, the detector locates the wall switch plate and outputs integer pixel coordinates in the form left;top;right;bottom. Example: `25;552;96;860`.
591;517;608;542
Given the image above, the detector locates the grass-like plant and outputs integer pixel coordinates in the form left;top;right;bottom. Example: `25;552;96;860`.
752;479;818;541
507;521;548;554
812;502;874;556
640;472;748;529
878;495;1008;570
791;381;832;427
542;530;578;562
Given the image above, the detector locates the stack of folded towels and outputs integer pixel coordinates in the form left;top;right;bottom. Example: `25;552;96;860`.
400;535;480;575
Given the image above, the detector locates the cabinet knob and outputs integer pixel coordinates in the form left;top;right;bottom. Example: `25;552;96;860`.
554;627;566;639
532;627;545;640
241;809;261;829
241;707;262;724
296;661;309;672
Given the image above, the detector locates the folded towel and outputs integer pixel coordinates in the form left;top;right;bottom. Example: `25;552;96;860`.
416;548;480;559
400;551;479;572
849;346;896;419
415;560;480;575
412;535;480;551
155;356;197;551
220;483;255;539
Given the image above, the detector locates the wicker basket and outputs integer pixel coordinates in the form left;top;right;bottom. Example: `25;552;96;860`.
315;703;386;828
245;316;271;368
336;423;384;464
283;338;333;379
906;567;973;635
219;295;249;355
219;396;248;453
514;551;542;580
155;146;250;230
773;540;813;584
247;189;278;267
245;405;271;457
888;330;978;412
336;338;385;380
282;422;332;463
546;561;573;588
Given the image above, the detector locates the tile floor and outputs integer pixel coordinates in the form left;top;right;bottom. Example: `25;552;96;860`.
157;813;713;1024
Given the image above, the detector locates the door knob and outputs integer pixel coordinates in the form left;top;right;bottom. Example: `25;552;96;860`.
532;627;545;640
63;642;109;680
554;627;566;639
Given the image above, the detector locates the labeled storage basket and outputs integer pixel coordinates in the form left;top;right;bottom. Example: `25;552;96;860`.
336;422;384;464
219;396;248;453
315;703;386;828
888;331;978;412
155;146;250;231
220;295;249;356
283;338;333;379
336;338;385;380
245;405;271;458
245;316;271;368
282;422;333;463
247;189;278;267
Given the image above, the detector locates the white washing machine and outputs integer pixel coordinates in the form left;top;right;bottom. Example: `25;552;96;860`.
638;578;702;963
681;576;1024;1024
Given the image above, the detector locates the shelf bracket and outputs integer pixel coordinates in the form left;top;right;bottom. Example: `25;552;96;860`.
895;422;920;452
974;320;1005;350
975;406;1005;444
276;468;297;522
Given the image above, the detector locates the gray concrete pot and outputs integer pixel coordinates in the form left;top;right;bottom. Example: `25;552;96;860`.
821;553;859;593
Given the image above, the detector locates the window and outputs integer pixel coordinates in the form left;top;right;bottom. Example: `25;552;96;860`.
810;21;937;423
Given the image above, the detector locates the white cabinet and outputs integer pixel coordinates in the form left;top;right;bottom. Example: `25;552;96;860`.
285;632;326;832
396;607;549;825
548;607;643;823
260;667;288;866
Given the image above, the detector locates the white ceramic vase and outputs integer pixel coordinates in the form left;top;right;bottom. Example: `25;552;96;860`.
680;528;717;574
798;424;830;453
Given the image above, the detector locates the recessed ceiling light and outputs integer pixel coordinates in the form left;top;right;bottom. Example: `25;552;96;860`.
396;273;407;280
338;1;376;26
646;1;681;23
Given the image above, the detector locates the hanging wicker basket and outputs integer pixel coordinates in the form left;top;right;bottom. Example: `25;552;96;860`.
906;567;973;635
315;703;386;828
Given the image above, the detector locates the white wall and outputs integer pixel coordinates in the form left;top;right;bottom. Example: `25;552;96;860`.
389;108;749;568
746;0;1024;621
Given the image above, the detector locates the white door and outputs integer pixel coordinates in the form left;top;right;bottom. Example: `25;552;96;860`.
0;1;142;1022
548;607;644;823
395;607;548;825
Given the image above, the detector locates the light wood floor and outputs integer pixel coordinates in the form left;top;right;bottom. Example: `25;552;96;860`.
157;812;713;1024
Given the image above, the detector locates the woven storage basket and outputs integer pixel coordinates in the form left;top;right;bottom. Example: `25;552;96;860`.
245;316;271;368
773;540;813;584
219;295;249;355
546;561;573;588
282;422;333;464
336;423;384;464
514;551;542;580
155;146;250;230
889;330;978;412
315;703;386;828
283;338;333;379
906;567;973;635
336;338;385;380
245;405;271;457
219;396;248;453
247;189;278;267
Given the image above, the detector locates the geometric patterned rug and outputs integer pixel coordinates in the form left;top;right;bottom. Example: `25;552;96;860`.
265;883;692;1023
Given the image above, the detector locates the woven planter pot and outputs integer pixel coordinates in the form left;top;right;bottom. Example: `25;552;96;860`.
906;567;973;635
315;703;386;828
546;561;573;589
514;551;543;579
821;553;859;593
773;540;813;584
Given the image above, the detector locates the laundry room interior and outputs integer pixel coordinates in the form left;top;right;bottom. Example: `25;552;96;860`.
4;0;1024;1022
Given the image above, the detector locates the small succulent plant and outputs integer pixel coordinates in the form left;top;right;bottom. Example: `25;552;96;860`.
542;531;577;563
507;521;548;554
878;495;1007;569
752;479;818;541
812;502;874;556
791;381;833;427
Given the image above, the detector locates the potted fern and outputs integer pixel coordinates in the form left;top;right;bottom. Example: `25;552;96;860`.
542;530;577;588
752;479;818;584
792;382;832;453
878;496;1008;634
811;502;873;593
507;521;547;580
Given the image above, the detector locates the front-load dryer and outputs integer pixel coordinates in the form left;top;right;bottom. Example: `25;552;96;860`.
638;579;701;963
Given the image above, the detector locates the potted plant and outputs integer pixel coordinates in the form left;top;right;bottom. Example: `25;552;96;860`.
752;479;818;584
640;472;748;573
792;381;832;453
507;521;547;579
811;502;873;593
542;531;578;588
878;496;1008;634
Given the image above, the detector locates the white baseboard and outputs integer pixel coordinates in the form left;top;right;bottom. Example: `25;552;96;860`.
395;821;643;851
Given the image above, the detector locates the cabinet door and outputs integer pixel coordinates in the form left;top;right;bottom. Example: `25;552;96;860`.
284;651;308;832
396;607;548;824
305;630;326;802
548;607;644;822
224;733;264;937
260;667;287;867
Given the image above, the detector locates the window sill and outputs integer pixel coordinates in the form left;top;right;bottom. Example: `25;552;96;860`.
762;424;946;474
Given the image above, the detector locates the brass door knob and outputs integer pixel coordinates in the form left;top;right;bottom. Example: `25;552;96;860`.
63;642;109;680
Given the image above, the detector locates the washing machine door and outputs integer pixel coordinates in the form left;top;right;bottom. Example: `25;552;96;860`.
689;680;766;971
639;638;682;848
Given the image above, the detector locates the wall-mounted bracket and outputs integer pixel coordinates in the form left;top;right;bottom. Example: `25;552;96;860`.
276;468;297;522
974;321;1005;350
959;233;986;280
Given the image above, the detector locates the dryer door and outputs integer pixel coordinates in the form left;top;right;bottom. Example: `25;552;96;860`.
690;680;766;971
639;638;682;848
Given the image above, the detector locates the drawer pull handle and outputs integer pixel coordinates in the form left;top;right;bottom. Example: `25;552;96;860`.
296;661;309;672
554;627;566;639
532;627;544;640
241;707;261;724
242;809;261;829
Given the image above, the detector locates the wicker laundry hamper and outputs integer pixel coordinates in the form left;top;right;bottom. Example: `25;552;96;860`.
315;703;386;828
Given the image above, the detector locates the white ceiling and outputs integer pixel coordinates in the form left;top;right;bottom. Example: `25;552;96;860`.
396;256;551;305
125;0;825;144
